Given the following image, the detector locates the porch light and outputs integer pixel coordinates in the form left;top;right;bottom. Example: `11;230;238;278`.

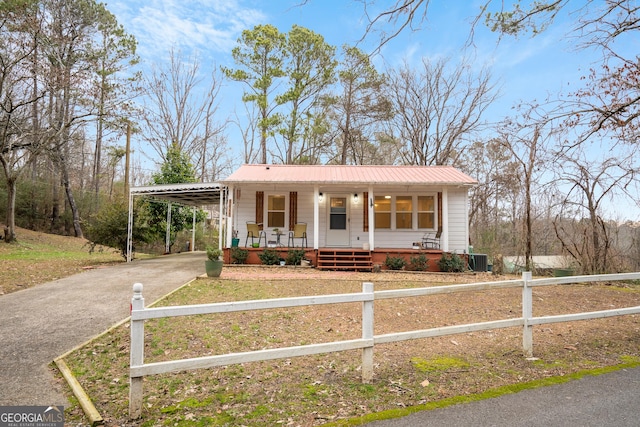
353;193;359;203
319;192;323;202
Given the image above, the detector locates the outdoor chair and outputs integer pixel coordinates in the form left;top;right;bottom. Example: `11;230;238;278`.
422;228;442;249
287;222;308;248
245;221;266;247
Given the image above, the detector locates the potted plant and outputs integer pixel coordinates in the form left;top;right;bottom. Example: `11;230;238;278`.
205;246;224;277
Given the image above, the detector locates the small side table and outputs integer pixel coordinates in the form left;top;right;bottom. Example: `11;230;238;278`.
271;233;285;247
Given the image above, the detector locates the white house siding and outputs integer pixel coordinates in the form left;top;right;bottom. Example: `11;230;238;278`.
231;185;469;251
232;185;317;248
446;188;469;253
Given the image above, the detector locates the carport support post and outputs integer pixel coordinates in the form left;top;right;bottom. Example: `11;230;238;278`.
522;272;533;357
361;282;374;383
129;283;145;419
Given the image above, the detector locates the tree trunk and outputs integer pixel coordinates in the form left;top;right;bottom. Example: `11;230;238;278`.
61;160;83;238
50;171;61;234
3;176;17;242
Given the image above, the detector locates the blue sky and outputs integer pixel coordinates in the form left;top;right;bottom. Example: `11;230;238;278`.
108;0;587;99
107;0;597;145
106;0;639;219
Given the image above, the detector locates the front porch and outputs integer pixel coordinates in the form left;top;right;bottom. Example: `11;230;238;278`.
223;247;447;272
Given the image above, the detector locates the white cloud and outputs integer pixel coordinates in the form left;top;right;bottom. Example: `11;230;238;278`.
109;0;266;60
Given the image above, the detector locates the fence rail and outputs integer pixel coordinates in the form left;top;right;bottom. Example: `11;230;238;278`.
128;272;640;418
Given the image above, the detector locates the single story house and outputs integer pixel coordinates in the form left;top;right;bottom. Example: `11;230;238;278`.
221;164;477;270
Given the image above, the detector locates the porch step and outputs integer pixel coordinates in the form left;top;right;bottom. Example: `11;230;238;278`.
316;249;373;271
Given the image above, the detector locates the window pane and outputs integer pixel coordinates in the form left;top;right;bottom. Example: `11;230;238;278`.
374;196;391;229
396;196;412;229
375;213;391;229
396;196;412;212
330;214;347;229
268;195;285;210
418;196;434;211
418;213;434;229
267;195;286;227
397;213;411;229
374;196;391;211
268;212;285;228
418;196;435;229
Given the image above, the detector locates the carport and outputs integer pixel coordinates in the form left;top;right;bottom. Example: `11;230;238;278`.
127;182;227;262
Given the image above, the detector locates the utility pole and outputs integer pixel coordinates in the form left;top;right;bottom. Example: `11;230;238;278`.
125;121;131;197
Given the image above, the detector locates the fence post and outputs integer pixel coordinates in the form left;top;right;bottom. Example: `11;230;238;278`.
129;283;145;419
361;282;374;383
522;272;533;357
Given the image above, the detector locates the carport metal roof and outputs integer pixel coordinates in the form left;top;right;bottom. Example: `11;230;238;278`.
129;182;225;206
127;182;226;262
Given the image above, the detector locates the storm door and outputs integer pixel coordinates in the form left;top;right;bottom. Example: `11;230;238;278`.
325;195;350;246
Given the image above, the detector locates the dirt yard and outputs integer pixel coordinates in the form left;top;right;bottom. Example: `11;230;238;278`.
61;266;640;426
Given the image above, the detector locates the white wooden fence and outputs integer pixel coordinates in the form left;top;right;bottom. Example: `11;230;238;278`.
129;272;640;418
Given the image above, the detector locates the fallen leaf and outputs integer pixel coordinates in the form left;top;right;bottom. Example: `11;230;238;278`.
420;379;430;387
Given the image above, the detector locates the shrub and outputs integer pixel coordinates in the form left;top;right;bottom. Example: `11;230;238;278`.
438;252;465;272
285;249;305;265
230;247;249;264
384;254;406;270
409;253;429;271
206;246;223;261
258;248;280;265
84;200;153;260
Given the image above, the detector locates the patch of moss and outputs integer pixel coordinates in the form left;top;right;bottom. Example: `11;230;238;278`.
411;356;470;373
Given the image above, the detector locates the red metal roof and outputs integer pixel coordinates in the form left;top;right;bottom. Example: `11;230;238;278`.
223;164;477;186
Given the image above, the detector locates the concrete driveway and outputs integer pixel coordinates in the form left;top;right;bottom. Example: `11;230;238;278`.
0;251;206;406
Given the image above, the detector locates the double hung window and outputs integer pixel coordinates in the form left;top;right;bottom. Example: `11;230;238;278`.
267;195;285;228
374;194;435;230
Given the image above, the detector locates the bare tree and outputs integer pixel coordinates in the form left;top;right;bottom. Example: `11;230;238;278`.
495;105;557;271
232;104;261;164
386;58;497;166
462;139;520;255
552;146;638;274
141;49;229;180
0;0;44;242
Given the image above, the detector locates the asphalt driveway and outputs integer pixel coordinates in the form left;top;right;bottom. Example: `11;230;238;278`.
0;251;206;406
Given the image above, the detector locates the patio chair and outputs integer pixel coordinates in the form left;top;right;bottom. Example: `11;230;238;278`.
245;221;266;247
422;228;442;249
287;222;308;248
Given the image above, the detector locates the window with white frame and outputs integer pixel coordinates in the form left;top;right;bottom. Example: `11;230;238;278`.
374;194;436;230
417;195;435;229
374;195;391;229
267;194;286;228
396;196;413;229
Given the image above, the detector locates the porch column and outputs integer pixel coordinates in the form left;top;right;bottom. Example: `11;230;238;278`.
442;189;448;252
126;191;133;263
313;186;320;249
191;207;196;251
225;186;234;249
165;202;171;254
368;186;374;250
